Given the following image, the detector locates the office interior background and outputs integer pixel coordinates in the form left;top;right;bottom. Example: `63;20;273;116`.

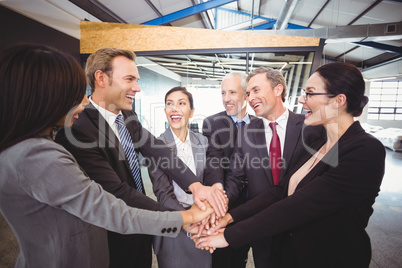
0;0;401;267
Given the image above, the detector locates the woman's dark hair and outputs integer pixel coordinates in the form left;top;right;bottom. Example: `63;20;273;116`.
0;44;86;152
164;86;194;110
314;62;368;117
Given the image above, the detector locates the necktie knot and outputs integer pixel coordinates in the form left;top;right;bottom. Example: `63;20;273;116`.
269;122;277;132
236;120;245;128
115;114;124;127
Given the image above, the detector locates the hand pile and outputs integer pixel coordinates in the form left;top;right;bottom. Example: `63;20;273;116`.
183;183;234;252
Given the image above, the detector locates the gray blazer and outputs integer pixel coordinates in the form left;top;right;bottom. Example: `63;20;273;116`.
0;137;182;268
149;127;207;210
148;128;211;268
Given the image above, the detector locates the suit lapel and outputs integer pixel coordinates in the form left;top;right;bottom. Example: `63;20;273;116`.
249;114;259;123
281;111;304;180
160;127;177;154
85;104;133;176
190;132;204;179
162;128;203;179
84;103;122;155
223;112;234;129
291;139;327;193
251;119;274;185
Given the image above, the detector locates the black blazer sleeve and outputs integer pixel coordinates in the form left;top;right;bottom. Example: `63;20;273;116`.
223;126;248;204
56;126;166;211
202;116;225;186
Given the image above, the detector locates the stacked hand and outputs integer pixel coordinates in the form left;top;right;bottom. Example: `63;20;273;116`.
188;182;227;218
194;229;228;252
184;212;234;253
182;182;233;252
181;201;215;226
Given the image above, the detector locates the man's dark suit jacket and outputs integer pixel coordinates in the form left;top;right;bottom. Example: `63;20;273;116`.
56;103;201;268
224;121;385;268
224;111;324;267
202;111;257;191
202;111;257;268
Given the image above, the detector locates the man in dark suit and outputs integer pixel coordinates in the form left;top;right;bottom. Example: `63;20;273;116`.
202;72;257;268
56;48;226;268
224;67;323;267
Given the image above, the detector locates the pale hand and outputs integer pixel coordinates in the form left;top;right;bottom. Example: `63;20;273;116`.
181;200;214;227
206;213;233;235
189;182;227;217
195;229;229;250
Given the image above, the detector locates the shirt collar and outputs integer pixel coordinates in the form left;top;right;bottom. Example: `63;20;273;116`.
262;109;289;130
170;127;191;146
89;97;122;126
230;113;250;125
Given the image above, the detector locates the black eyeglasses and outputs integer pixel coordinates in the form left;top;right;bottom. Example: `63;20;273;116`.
301;89;336;100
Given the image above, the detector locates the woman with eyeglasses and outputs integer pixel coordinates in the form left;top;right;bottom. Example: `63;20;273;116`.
195;62;386;268
0;44;212;268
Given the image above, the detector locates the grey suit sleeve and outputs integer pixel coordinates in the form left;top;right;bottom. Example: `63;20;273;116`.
18;140;182;237
55;127;165;212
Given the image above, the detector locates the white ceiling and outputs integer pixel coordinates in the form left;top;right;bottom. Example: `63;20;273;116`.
1;0;401;79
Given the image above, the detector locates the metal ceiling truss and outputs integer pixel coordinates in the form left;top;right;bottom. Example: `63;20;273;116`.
141;0;237;25
274;0;300;30
216;7;274;30
68;0;126;23
354;41;402;54
238;0;260;15
256;22;402;64
348;0;383;26
71;0;400;71
144;0;172;26
308;0;331;28
215;7;308;30
192;0;214;29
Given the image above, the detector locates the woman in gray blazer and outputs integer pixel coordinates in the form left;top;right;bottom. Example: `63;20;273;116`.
148;87;212;268
0;44;212;268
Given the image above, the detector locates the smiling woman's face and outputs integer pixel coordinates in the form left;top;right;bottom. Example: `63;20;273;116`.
164;91;194;132
299;72;338;126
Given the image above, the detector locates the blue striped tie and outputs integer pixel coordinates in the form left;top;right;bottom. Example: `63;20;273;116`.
115;114;144;194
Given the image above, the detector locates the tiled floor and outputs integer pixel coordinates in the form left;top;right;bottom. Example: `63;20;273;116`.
367;149;402;268
142;149;402;268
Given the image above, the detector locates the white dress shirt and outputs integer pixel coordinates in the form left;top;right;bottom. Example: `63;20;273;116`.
171;128;196;208
89;97;123;142
262;109;289;157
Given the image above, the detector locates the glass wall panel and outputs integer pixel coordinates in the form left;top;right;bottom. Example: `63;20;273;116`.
130;48;319;136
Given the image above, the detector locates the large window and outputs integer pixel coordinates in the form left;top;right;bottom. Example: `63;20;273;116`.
368;80;402;121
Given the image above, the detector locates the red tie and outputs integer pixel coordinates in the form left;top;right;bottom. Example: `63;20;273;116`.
269;122;281;185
